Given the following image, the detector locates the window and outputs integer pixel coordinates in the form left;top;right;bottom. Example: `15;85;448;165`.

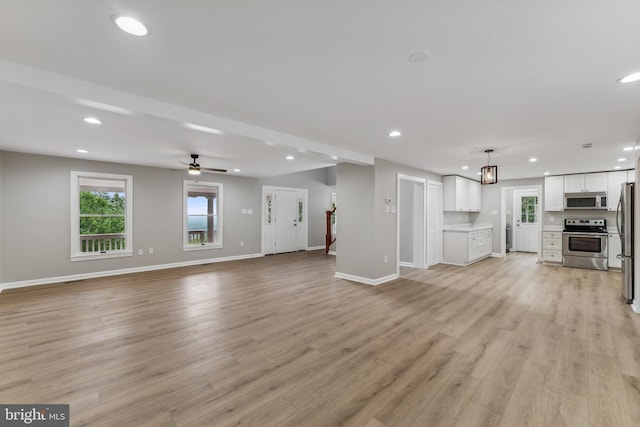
70;171;133;261
520;195;538;224
184;181;223;250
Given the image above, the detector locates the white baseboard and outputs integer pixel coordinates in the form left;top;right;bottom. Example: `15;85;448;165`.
306;246;324;251
327;251;336;256
491;252;504;258
334;272;399;286
398;261;415;268
632;301;640;314
0;252;265;293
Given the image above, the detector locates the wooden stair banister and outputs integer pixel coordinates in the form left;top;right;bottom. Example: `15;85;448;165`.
325;207;336;254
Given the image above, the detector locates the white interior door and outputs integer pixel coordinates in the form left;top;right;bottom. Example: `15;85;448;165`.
513;189;539;253
427;181;443;266
274;190;297;253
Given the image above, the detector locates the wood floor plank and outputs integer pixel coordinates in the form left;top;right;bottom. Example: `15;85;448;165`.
0;251;636;426
498;360;553;427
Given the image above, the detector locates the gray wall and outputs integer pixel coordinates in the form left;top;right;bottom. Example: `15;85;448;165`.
443;211;478;225
335;163;375;278
1;151;262;283
372;158;442;278
259;167;336;248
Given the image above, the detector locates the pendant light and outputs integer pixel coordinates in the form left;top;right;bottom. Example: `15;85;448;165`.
480;149;498;185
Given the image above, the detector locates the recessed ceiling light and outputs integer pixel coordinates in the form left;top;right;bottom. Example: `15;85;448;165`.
76;149;89;154
389;130;402;137
286;155;295;160
476;172;482;175
330;155;339;160
618;72;640;83
618;158;627;162
184;123;222;135
114;16;148;36
624;146;634;151
233;168;241;172
529;158;537;162
543;172;550;175
614;166;622;169
84;117;102;125
408;51;431;63
462;165;469;170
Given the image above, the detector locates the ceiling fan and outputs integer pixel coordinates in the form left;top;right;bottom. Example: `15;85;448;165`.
180;154;227;175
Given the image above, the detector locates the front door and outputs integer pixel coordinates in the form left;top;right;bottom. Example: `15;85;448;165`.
274;190;297;253
513;190;539;253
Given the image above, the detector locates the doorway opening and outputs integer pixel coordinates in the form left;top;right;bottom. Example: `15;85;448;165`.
397;175;427;270
500;185;542;260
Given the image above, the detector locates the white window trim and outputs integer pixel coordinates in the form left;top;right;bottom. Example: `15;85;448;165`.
183;180;223;251
70;171;133;261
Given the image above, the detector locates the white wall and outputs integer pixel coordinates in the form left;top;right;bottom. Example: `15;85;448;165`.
335;163;375;278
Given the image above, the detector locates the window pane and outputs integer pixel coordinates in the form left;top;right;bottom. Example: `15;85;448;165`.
72;172;132;258
185;183;221;247
80;216;125;235
80;191;125;215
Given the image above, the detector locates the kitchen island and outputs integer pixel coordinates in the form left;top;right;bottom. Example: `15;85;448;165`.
443;223;493;266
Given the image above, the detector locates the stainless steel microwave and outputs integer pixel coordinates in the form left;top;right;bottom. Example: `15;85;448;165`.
564;192;607;210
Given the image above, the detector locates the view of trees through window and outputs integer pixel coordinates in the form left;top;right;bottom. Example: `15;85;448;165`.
520;195;538;224
80;191;125;235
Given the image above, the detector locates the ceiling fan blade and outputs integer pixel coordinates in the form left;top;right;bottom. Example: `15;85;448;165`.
201;167;227;173
179;161;190;166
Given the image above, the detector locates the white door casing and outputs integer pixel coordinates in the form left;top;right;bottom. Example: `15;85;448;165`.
513;189;539;253
396;174;427;273
427;181;443;266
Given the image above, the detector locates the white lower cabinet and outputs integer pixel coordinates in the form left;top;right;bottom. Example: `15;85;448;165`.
444;228;493;266
609;233;621;269
542;231;562;263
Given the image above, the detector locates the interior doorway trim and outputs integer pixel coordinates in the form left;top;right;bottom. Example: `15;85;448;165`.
499;184;543;261
396;174;427;276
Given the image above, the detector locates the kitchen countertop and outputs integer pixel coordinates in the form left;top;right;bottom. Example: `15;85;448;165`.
543;225;563;232
443;223;493;232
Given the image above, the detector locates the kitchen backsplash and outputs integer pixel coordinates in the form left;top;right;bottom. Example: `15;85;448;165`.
443;211;479;225
544;210;617;229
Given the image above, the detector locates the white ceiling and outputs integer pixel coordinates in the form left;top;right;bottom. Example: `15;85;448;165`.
0;1;639;179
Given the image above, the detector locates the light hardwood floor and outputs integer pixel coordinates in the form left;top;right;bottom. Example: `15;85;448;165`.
1;251;640;426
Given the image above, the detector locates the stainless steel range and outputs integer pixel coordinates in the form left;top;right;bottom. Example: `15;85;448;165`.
562;218;608;271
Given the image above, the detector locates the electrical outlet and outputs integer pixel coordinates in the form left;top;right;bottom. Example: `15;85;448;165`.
138;249;143;255
384;255;388;263
247;209;253;214
148;248;154;254
240;241;244;247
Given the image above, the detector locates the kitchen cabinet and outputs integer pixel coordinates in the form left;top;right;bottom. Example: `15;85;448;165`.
443;175;481;212
544;176;564;211
628;170;636;183
564;172;607;193
542;231;563;263
443;226;492;266
609;232;621;269
607;171;628;211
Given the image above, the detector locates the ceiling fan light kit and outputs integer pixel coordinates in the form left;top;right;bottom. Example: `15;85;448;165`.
180;154;227;174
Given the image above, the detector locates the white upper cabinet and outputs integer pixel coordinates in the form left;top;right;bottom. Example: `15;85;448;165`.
564;172;607;193
628;169;636;183
607;171;628;211
443;176;481;212
544;176;564;211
